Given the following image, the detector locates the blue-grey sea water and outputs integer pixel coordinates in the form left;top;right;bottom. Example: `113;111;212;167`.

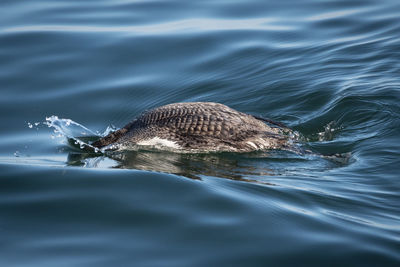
1;0;399;266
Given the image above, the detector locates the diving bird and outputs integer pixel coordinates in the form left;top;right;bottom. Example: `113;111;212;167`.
91;102;294;153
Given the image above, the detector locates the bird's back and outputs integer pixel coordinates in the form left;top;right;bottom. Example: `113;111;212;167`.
92;102;291;152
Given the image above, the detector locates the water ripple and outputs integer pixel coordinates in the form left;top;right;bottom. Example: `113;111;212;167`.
1;0;400;265
4;18;294;35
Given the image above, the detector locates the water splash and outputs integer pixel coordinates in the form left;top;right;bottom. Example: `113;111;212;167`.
45;115;97;137
43;115;111;153
102;124;118;136
27;122;41;130
302;121;342;142
317;121;340;141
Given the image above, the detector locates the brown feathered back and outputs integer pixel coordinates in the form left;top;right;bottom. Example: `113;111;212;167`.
92;102;291;152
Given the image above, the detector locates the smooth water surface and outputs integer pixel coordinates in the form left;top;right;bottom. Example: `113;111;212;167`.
1;0;399;266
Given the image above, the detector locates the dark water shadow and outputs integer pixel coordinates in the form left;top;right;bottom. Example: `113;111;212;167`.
67;149;274;181
66;144;350;183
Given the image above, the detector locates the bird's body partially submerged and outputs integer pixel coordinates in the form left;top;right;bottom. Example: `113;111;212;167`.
92;102;295;153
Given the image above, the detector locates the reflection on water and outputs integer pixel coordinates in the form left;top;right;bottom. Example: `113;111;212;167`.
67;150;273;181
67;147;347;182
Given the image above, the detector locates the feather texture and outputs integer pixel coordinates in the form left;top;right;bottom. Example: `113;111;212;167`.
92;102;292;152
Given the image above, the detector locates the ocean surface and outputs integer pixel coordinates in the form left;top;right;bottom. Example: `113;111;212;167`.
1;0;400;266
